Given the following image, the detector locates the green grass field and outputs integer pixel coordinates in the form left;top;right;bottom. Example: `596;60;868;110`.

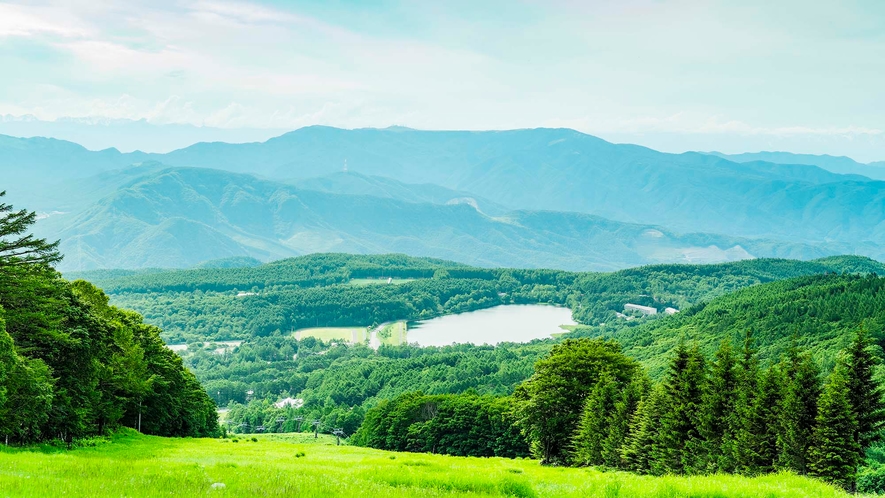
0;431;852;498
294;327;368;343
378;320;408;346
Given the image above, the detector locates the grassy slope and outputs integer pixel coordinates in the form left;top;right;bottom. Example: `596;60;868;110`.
0;431;849;498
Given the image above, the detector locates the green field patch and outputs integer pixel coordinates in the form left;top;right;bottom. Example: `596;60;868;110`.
378;321;408;346
294;327;368;343
0;431;851;497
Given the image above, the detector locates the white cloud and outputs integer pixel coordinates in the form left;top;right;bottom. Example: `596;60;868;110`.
0;3;90;38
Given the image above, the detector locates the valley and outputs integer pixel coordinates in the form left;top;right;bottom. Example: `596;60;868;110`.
3;2;883;496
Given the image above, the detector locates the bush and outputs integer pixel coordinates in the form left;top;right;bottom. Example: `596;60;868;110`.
857;463;885;494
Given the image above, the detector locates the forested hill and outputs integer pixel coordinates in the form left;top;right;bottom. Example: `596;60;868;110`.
67;253;885;344
0;192;218;444
581;272;885;377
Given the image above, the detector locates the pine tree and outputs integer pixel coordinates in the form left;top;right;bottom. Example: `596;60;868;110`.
0;191;61;269
571;372;619;466
601;372;649;468
657;342;707;474
701;339;739;473
732;329;761;474
622;384;666;474
844;326;885;455
809;361;861;490
742;365;782;474
776;340;821;474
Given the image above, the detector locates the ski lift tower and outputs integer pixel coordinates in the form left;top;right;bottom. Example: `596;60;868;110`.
332;428;345;446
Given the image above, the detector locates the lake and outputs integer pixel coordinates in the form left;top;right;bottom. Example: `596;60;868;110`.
406;304;577;347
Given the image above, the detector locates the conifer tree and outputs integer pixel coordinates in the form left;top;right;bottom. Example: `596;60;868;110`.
809;361;861;490
657;342;707;474
571;372;619;466
844;326;885;455
741;365;782;474
776;339;821;474
622;384;666;474
701;339;739;472
0;191;61;269
601;372;649;468
733;330;761;474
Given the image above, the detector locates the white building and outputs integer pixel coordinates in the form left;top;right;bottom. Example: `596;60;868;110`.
624;303;658;315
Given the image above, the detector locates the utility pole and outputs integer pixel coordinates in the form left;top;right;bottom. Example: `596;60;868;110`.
294;416;304;433
312;420;321;439
276;417;286;433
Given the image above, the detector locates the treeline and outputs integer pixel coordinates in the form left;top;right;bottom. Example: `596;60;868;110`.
0;192;218;444
579;273;885;377
217;340;550;436
569;256;885;326
108;272;574;343
351;392;529;458
513;336;884;491
74;252;884;345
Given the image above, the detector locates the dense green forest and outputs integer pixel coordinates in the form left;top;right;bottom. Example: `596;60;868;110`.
355;333;885;491
69;253;884;344
0;192;218;444
218;272;885;468
577;273;885;377
68;251;885;448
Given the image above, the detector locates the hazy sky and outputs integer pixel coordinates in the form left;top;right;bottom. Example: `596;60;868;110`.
2;0;885;159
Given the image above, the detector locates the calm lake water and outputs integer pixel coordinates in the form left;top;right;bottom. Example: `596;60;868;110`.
407;304;577;347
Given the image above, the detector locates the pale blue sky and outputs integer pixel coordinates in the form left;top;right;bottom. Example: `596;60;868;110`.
1;0;885;159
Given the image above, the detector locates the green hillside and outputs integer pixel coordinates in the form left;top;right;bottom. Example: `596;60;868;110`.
581;273;885;377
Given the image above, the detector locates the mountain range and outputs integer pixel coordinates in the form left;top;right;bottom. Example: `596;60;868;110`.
37;167;829;271
3;126;884;271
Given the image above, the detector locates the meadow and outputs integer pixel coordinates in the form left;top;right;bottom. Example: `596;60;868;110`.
0;431;854;498
294;327;368;343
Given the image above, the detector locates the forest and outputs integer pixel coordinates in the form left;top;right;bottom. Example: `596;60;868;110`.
354;332;885;491
0;192;218;444
69;253;884;345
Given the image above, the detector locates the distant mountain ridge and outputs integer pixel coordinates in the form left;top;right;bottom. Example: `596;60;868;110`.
4;126;885;268
709;151;885;180
37;167;833;271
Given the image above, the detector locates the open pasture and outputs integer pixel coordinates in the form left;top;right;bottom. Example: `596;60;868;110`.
0;431;852;498
294;327;368;343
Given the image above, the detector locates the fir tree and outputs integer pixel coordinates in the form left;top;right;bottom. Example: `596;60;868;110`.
621;384;666;474
732;329;761;474
657;342;707;474
601;372;649;468
571;371;620;466
809;361;861;490
776;339;821;474
844;326;885;455
0;191;61;269
742;365;782;474
701;339;739;472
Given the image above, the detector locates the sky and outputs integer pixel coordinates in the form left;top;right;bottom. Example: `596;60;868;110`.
1;0;885;160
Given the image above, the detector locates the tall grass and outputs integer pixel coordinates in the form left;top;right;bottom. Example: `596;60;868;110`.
0;430;851;497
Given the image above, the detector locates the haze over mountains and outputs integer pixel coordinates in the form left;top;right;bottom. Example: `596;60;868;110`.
3;126;884;271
